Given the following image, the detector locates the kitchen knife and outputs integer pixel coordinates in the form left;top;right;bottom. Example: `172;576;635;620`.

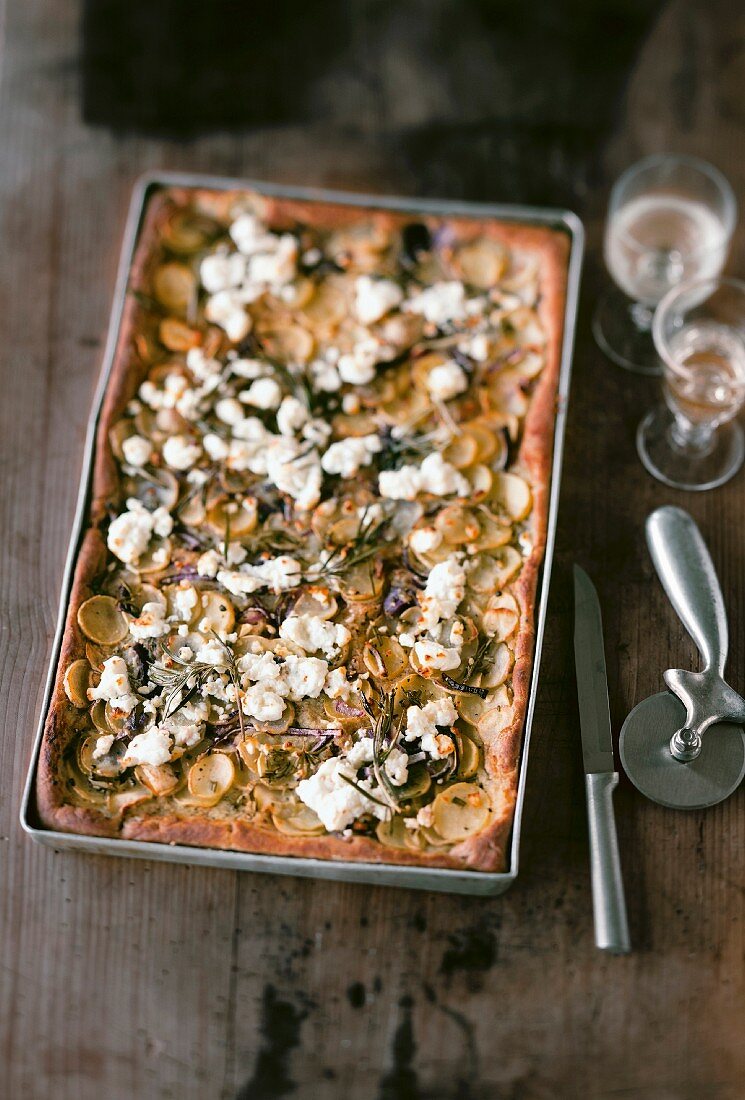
573;564;631;954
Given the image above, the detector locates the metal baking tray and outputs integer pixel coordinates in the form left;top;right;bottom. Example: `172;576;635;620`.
21;171;583;895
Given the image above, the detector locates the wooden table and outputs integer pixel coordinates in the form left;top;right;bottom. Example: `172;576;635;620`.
2;2;743;1097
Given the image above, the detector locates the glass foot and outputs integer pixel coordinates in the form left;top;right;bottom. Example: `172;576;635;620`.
592;286;662;375
637;405;745;490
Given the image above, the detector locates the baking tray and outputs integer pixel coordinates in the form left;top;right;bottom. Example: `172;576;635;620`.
21;171;583;895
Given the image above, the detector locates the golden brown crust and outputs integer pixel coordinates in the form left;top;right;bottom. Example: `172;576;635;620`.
36;183;570;873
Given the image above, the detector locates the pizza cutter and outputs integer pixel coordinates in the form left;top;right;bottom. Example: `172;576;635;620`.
619;506;745;809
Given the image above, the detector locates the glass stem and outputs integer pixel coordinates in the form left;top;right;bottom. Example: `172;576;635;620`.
630;301;654;332
669;414;715;455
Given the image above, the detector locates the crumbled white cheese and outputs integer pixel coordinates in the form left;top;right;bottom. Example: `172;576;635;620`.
200;250;246;294
296;757;388;832
409;526;442;556
186;347;223;381
172;583;199;622
265;438;322;511
354;276;404;325
324;667;352;699
276;395;309;436
404;697;458;759
302;419;333;447
240;377;282;410
337;336;384;386
162;434;202;471
279;614;351;659
309;359;342;393
215;397;245;426
121;435;152;468
344;736;409;786
426;360;469;402
238;650;285;684
413;638;461;672
122;727;173;768
205;289;252;343
217;555;303;596
420;556;467;628
378;453;468;500
92;733;115;761
321;435;382;479
107;500;172;564
197;549;222;577
230;357;268;380
282;655;329;700
229;213;277;256
241;684;286;722
129;601;169;641
342;393;361;415
403;281;467;326
246;234;298;289
458;332;490;362
88;656;138;714
203;433;230;461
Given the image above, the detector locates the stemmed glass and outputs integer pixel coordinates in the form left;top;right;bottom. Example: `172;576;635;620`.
637;277;745;490
594;155;737;375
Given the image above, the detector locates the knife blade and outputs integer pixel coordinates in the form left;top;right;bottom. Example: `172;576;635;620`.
573;564;614;774
573;564;631;955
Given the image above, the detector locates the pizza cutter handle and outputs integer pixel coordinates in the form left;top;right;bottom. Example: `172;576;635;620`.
646;506;728;677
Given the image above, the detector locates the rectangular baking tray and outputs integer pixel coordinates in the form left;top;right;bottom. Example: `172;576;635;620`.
21;171;583;895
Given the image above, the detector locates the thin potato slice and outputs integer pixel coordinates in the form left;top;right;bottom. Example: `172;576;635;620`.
432;782;491;841
491;471;532;522
292;588;338;620
260;324;314;364
454;239;508;289
470;512;512;552
135;538;173;575
375;814;411;849
442;432;479;470
479;642;513;689
199;591;236;634
272;804;325;836
159;317;200;352
135;763;179;797
483;592;520;640
64;660;91;707
153;262;197;316
77;596;128;645
206;495;258;538
456;732;482;779
363;636;407;681
435;504;481;546
187;754;235;807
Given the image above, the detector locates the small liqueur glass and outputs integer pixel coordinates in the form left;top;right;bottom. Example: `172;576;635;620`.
593;154;737;375
637;277;745;490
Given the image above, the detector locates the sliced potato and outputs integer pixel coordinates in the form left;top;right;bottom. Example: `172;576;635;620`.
199;591;236;634
456;732;482;779
454;239;508;289
77;596;128;645
300;282;347;329
63;660;91;708
260;324;314;364
477;687;513;738
434;504;481;546
206;495;258;538
491;471;532;522
363;636;408;681
159;317;201;352
153;262;197;316
135;538;173;574
339;563;384;602
470;512;512;552
292;587;338;620
135;762;179;797
457;693;490;728
482;592;520;640
432;782;491;841
109;786;154;814
375;814;411;849
467;464;493;499
272;804;325;836
187;754;235;807
479;642;513;689
161;210;219;255
397;762;432;801
442;431;479;470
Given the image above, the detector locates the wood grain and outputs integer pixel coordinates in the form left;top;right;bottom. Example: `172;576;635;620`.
1;1;743;1098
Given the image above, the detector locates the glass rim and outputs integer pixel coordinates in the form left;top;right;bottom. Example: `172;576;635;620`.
652;275;745;379
608;153;738;258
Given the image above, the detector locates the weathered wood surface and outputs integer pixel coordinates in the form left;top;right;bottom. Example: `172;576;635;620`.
1;2;743;1097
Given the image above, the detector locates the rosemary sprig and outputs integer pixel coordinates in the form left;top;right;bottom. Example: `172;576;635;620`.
371;689;400;812
312;507;389;579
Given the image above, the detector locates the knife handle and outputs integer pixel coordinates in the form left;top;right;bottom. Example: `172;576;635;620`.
585;772;631;954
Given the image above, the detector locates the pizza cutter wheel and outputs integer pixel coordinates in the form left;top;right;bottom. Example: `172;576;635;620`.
619;507;745;809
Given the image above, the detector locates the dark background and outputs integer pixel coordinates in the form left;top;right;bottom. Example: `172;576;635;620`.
2;2;745;1099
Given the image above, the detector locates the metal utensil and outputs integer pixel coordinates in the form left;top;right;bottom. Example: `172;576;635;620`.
619;506;745;809
573;565;631;954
